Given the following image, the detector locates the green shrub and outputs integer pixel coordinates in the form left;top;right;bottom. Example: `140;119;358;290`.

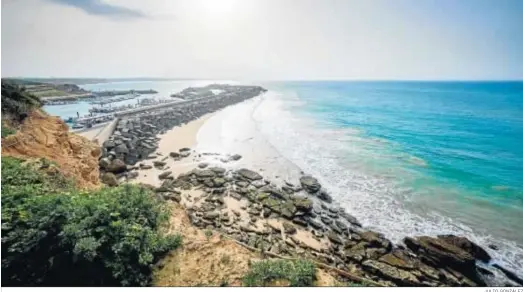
1;122;16;138
1;157;181;286
242;259;316;287
1;80;42;122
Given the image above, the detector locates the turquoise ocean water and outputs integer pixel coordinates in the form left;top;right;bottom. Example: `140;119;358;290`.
46;80;523;273
254;81;523;273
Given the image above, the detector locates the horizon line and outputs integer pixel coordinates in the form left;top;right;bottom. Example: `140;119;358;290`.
3;77;523;82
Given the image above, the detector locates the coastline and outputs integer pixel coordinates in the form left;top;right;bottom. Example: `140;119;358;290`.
96;84;522;287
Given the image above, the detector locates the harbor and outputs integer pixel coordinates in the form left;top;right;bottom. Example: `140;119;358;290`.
58;96;185;130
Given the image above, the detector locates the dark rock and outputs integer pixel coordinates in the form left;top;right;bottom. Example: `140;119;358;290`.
114;143;129;154
210;166;226;175
327;231;343;245
344;242;367;262
282;222;297;234
159;171;173;180
203;211;220;220
327;211;339;219
488;244;498;251
230;154;242;161
153;161;167;168
335;220;348;231
179;147;191;152
170;152;180;158
103;140;115;149
437;235;491;262
106;159;127;174
378;249;417;270
299;175;321;193
320;215;333;225
198;162;209;168
361;231;392;250
309;219;323;230
101;172;118;186
362;260;420;286
403;236;484;285
212;177;226;187
140;164;153;170
263;208;272;218
340;211;362;227
237;168;263;181
230;192;242;200
317;190;333;203
99;157;111;169
293;197;313;212
292;217;308;227
331;224;343;234
282;186;294;194
280;201;297;219
164;192;181;202
195;169;216;178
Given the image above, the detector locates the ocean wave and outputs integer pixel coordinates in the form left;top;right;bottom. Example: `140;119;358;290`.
250;90;523;275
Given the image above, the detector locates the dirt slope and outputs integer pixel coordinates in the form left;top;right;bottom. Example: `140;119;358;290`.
1;110;101;189
153;203;338;287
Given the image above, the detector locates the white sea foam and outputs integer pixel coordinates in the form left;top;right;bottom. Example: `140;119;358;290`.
196;90;523;277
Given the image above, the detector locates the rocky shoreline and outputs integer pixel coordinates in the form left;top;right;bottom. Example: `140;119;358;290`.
98;85;266;170
96;85;521;287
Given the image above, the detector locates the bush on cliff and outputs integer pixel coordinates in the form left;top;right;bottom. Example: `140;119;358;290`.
1;80;42;122
1;121;16;138
1;157;181;286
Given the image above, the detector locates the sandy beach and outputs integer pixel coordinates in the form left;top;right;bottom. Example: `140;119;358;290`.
130;108;331;254
133;112;214;187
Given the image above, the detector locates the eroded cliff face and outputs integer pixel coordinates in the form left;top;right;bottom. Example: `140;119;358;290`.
2;110;101;189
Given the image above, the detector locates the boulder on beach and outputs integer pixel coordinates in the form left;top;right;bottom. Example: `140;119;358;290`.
198;162;209;169
179;147;191;152
436;234;491;262
317;190;333;203
153;161;166;168
282;221;297;234
169;152;180;158
158;171;173;180
230;154;242;161
99;157;111;170
300;175;321;193
101;172;118;186
292;196;314;212
195;169;216;178
237;168;263;181
106;159;127;174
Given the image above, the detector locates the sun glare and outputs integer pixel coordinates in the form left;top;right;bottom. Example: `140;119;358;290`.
200;0;238;19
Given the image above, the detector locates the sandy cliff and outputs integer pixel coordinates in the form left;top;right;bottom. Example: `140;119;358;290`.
1;110;101;189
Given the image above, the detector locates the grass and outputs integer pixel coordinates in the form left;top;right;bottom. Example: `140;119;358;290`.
1;121;16;138
30;89;69;97
242;259;316;287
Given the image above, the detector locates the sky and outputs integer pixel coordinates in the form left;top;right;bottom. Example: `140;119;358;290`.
1;0;523;80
